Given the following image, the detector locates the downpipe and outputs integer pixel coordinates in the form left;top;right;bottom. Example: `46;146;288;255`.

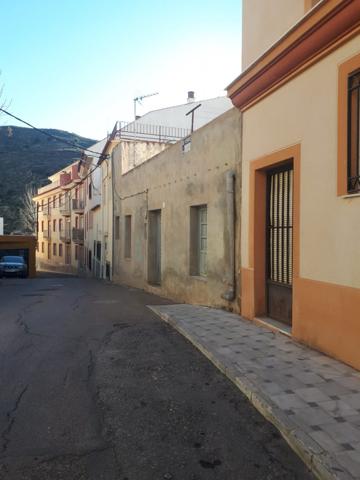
221;170;236;302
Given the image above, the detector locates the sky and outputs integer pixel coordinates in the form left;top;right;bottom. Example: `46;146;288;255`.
0;0;242;140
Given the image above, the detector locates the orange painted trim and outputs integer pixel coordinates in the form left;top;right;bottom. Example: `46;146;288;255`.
304;0;320;13
227;0;360;110
244;144;301;319
293;276;360;371
337;52;360;196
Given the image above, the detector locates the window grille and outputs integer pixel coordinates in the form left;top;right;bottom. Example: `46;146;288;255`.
348;70;360;193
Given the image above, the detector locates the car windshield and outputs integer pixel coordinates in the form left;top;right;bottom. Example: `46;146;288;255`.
1;256;24;264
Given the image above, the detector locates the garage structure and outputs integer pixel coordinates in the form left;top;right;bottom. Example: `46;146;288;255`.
0;236;37;278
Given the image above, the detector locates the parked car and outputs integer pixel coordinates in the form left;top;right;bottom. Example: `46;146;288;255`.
0;256;28;278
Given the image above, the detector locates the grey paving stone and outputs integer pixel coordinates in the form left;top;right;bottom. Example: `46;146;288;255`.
272;392;310;410
309;429;347;454
295;387;332;403
337;450;360;478
319;400;358;418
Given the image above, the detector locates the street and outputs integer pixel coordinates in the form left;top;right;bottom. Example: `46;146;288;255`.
0;274;313;480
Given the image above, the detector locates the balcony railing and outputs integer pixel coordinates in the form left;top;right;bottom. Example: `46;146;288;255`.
59;228;71;243
43;229;51;239
72;199;85;213
72;227;84;244
114;120;191;144
60;202;71;216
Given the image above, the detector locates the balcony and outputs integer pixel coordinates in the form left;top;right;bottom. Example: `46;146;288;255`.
60;201;71;216
72;227;84;245
72;164;81;184
72;199;84;214
42;204;51;216
60;172;72;190
43;230;51;240
60;228;71;243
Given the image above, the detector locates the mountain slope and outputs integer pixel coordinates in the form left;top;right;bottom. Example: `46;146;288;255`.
0;126;96;234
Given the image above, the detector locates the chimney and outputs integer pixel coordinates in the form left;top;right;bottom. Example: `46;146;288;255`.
187;91;195;103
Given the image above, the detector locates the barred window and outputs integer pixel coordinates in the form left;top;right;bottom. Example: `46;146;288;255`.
348;70;360;193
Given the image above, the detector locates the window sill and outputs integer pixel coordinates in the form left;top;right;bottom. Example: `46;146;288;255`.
190;275;208;282
341;193;360;199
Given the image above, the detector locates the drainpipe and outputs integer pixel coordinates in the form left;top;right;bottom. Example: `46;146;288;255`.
221;170;236;302
111;152;115;282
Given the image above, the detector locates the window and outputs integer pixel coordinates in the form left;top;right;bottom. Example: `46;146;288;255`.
53;243;57;256
75;245;78;260
47;243;51;260
115;216;120;239
124;215;132;258
59;218;63;231
59;243;63;257
53;195;56;209
348;70;360;193
338;53;360;195
41;221;44;232
89;182;92;199
190;205;207;276
53;219;56;232
41;242;44;253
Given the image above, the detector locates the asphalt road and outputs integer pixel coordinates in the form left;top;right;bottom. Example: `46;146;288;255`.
0;274;314;480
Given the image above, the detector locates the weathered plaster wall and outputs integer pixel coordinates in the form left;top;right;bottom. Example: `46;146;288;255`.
112;108;242;310
118;141;168;174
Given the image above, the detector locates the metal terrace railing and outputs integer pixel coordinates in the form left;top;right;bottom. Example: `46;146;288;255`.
114;121;191;144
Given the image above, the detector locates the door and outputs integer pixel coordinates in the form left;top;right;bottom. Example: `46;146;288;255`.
266;164;293;325
148;210;161;285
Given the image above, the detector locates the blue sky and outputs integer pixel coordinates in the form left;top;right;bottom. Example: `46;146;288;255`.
1;0;241;139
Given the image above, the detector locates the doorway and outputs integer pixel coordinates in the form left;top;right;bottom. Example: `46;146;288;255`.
148;210;161;285
266;164;293;325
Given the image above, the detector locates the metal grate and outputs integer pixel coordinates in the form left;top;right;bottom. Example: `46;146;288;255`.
348;70;360;193
267;167;293;286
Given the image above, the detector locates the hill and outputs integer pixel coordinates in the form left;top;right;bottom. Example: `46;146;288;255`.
0;126;96;234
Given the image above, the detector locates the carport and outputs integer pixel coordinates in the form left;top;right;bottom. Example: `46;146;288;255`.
0;235;36;278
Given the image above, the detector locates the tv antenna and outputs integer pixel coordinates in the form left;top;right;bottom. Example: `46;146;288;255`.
133;92;159;120
186;103;202;133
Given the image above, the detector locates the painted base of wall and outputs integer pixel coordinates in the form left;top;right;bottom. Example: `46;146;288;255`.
241;267;360;371
293;277;360;371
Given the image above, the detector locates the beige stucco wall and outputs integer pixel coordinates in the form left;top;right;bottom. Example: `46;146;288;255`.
242;35;360;288
112;108;242;309
242;0;305;69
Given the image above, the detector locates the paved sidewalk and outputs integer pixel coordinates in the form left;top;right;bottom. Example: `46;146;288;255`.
149;304;360;480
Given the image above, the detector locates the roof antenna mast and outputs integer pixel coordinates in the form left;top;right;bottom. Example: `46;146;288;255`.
133;92;159;120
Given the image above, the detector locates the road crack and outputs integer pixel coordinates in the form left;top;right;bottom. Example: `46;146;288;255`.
1;385;28;453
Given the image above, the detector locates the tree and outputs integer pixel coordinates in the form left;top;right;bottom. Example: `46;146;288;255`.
19;185;37;234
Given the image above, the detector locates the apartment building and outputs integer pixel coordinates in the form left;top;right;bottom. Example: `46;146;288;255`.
227;0;360;370
34;161;85;274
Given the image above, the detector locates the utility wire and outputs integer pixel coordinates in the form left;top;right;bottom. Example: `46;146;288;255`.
0;107;105;158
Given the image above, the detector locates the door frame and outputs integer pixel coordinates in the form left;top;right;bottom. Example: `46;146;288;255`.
244;144;300;322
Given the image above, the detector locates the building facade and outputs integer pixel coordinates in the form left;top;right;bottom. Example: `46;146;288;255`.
34;161;85;274
112;107;242;309
227;0;360;370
